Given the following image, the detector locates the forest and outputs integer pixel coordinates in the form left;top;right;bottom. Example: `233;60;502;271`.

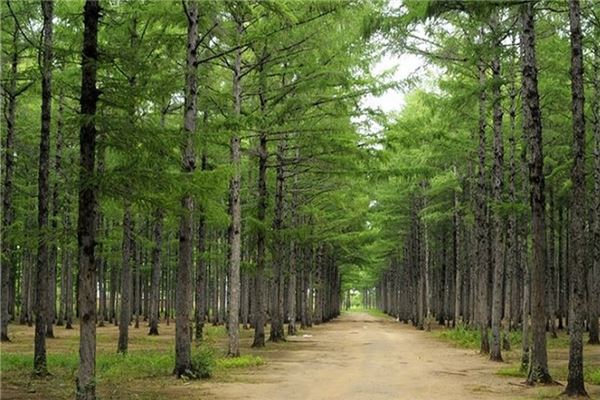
0;0;599;399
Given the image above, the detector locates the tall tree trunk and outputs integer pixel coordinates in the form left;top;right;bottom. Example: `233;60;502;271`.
227;18;243;356
564;0;588;395
252;46;267;348
174;0;198;377
195;155;207;340
76;1;100;397
117;207;133;353
490;35;505;362
504;66;518;351
521;2;552;385
1;21;20;343
149;209;162;336
34;0;54;375
589;42;600;346
476;60;490;355
52;91;65;330
270;138;287;341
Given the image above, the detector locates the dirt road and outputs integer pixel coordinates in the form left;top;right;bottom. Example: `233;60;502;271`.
196;312;598;400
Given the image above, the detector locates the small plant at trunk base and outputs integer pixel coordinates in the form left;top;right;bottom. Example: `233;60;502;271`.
189;347;216;379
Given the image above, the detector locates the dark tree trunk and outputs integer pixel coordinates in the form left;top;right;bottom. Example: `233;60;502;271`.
1;21;20;343
270;138;286;341
149;209;163;336
476;60;490;355
174;0;198;378
194;157;207;340
489;37;505;362
34;0;54;375
564;0;588;395
76;1;100;398
252;48;268;349
227;20;243;356
589;42;600;346
117;207;133;353
521;2;552;385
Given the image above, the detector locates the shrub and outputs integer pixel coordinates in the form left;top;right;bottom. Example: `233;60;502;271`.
190;347;216;379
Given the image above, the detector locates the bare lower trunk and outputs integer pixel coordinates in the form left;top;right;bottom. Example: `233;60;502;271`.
564;0;588;395
490;40;505;362
1;21;19;343
149;210;162;336
117;207;133;353
521;2;552;384
34;0;54;375
174;0;198;377
76;1;99;398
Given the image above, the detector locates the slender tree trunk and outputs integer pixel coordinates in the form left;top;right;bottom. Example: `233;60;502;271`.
589;42;600;346
117;207;133;353
1;22;20;343
148;210;163;336
504;68;518;351
252;46;267;348
174;0;198;377
76;1;100;397
227;19;243;356
270;138;286;341
34;0;54;375
521;2;552;384
490;38;505;362
194;155;207;340
564;0;588;395
476;60;490;355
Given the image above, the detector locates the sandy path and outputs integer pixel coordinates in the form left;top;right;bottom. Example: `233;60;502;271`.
196;313;538;400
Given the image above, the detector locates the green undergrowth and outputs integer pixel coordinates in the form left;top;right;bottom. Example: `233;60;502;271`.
497;364;600;385
1;347;263;382
436;325;571;350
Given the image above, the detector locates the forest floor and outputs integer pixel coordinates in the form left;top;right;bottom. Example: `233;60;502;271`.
1;312;599;399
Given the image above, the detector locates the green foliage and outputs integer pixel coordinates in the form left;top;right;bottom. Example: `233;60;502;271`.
216;355;263;370
190;347;216;379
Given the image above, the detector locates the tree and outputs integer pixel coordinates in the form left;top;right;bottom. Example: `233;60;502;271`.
520;1;552;385
76;0;100;398
33;0;53;376
563;0;588;396
174;0;199;378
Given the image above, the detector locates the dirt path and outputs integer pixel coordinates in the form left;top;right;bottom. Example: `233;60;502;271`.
195;312;598;400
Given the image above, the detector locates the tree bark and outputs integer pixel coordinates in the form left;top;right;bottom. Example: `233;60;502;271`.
1;20;20;343
564;0;588;395
521;2;552;384
34;0;54;375
589;42;600;346
174;0;198;377
117;207;133;353
490;35;505;362
76;0;100;397
149;209;163;336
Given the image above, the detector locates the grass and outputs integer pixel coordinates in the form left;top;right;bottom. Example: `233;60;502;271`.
0;322;264;399
434;324;600;386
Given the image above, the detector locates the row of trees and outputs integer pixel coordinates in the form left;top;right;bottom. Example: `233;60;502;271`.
1;1;382;399
373;0;598;398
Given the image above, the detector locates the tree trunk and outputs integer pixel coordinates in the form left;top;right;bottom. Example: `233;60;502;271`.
174;0;198;378
1;21;20;343
227;17;243;356
76;1;100;397
490;37;505;362
34;0;54;375
270;138;287;341
117;207;133;353
148;210;162;336
252;46;268;348
521;2;552;384
564;0;588;395
476;60;490;355
589;42;600;346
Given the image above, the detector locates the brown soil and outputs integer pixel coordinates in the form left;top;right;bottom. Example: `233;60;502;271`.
192;312;600;400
